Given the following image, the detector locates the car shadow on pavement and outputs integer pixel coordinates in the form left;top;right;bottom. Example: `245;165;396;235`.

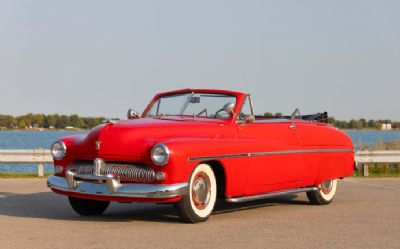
213;195;309;215
0;191;310;223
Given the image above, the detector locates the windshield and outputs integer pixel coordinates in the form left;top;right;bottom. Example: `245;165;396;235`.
145;93;236;119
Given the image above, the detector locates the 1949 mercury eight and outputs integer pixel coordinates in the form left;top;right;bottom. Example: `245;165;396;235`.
47;89;354;223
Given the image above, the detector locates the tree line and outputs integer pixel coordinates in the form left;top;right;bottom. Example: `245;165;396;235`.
0;113;107;130
327;117;400;130
0;112;399;130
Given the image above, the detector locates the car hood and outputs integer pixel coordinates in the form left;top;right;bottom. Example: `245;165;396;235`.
71;117;229;158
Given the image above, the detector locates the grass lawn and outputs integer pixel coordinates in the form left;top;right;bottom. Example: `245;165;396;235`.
0;172;51;178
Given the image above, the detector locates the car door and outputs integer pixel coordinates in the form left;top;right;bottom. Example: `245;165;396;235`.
237;97;302;195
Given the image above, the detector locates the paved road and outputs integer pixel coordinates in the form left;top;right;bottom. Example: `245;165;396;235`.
0;178;399;249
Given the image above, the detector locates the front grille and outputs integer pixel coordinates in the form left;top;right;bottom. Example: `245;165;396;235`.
69;161;156;183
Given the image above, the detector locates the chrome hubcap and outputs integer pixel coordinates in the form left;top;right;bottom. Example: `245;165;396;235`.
321;180;333;194
191;172;211;210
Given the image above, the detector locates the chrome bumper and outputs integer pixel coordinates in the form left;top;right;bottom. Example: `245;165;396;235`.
47;171;188;199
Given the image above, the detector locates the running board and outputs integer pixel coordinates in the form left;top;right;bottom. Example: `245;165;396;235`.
225;187;319;203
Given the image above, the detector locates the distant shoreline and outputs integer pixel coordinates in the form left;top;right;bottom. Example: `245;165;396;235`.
342;129;399;131
0;127;398;132
0;128;87;132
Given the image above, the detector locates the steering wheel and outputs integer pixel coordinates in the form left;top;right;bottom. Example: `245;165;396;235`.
213;108;225;118
197;108;207;116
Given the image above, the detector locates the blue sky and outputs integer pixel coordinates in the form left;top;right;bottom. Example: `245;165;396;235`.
0;0;399;120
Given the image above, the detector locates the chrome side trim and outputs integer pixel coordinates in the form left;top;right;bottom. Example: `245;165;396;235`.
47;174;188;199
189;153;250;161
188;148;353;162
226;187;318;203
252;119;292;123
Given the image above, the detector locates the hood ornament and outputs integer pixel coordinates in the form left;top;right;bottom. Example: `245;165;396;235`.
95;141;102;151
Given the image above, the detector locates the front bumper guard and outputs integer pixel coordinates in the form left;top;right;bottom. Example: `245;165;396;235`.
47;171;188;199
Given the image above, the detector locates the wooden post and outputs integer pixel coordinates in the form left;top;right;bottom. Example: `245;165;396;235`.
362;164;369;177
38;163;44;177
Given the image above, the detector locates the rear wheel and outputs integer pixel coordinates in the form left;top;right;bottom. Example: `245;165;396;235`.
176;164;217;223
68;197;110;216
307;179;338;205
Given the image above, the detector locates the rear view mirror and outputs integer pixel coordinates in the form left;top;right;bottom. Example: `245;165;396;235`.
127;109;141;119
188;96;200;104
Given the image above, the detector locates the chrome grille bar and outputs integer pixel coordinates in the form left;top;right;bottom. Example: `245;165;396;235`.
69;160;156;183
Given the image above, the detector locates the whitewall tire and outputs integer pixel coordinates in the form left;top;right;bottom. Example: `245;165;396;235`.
176;164;217;223
307;179;338;205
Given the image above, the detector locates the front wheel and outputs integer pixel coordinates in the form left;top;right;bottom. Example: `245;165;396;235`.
176;164;217;223
306;179;338;205
68;197;110;216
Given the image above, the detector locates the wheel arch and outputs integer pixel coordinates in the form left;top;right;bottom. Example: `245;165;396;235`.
198;160;226;199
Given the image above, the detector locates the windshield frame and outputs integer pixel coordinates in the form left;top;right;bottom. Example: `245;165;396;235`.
142;91;239;121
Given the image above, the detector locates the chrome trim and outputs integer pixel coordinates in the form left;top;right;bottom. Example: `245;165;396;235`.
188;148;353;162
226;187;318;203
127;109;141;119
101;163;156;183
51;140;67;160
69;160;157;183
290;108;301;120
95;141;102;151
66;170;76;189
47;173;188;199
189;153;250;161
151;143;170;166
248;95;254;116
155;171;166;181
252;119;292;123
94;158;104;176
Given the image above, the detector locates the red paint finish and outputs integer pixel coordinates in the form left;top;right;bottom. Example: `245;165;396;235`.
50;89;354;203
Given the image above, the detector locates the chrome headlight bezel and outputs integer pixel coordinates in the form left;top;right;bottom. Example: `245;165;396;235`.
151;143;170;166
51;140;67;160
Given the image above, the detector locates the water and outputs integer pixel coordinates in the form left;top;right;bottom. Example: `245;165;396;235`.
345;130;399;146
0;130;85;173
0;130;399;173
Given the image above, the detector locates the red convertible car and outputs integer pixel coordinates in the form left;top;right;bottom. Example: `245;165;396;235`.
47;89;354;223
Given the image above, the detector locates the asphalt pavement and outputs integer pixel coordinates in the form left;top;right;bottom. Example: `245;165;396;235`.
0;178;399;249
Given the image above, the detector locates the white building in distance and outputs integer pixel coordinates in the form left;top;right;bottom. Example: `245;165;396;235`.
381;123;392;130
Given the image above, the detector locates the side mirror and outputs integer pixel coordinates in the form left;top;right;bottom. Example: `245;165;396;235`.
239;113;255;123
223;102;235;115
244;115;255;123
127;109;141;119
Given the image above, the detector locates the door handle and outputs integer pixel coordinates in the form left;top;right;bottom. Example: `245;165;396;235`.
289;124;297;130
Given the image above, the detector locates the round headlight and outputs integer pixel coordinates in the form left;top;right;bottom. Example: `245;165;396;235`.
151;144;170;166
51;140;66;160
